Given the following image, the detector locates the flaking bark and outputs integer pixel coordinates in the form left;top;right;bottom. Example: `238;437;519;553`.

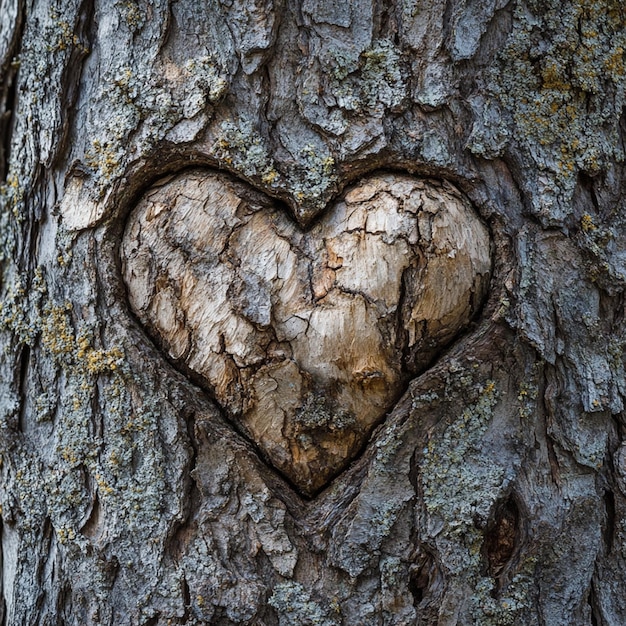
0;1;625;625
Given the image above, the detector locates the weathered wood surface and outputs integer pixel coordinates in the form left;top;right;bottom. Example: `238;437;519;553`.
122;170;490;494
0;0;625;624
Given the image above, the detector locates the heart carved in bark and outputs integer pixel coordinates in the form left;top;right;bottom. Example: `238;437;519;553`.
121;170;491;495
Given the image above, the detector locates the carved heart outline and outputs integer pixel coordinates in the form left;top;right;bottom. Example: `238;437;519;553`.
121;169;492;495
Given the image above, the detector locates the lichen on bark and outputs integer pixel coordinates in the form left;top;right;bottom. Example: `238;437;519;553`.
1;0;626;624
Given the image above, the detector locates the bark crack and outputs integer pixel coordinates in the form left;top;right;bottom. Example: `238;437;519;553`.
602;487;616;554
16;344;29;434
482;493;521;594
587;583;600;626
48;0;94;170
0;517;4;626
0;0;24;183
0;63;17;183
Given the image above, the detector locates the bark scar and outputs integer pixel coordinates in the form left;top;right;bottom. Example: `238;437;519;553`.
121;170;492;495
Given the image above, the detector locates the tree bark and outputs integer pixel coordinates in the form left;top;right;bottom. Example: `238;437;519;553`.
1;0;625;624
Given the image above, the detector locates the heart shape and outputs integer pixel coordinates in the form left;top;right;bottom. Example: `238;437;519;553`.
121;170;491;495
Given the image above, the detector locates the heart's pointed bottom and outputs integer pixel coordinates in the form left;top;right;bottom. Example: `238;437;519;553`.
243;367;398;495
122;170;492;495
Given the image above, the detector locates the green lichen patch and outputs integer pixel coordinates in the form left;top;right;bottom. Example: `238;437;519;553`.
97;377;167;502
1;443;48;536
213;118;280;182
212;120;338;214
486;0;626;222
422;382;505;568
285;143;336;212
469;563;537;625
322;40;408;114
420;380;536;622
0;270;46;346
116;0;146;33
294;392;355;430
86;55;229;188
269;582;341;626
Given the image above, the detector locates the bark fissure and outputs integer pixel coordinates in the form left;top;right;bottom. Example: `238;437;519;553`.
409;549;437;606
588;583;599;626
0;519;3;626
50;0;94;170
0;0;23;183
16;344;29;433
482;493;521;592
0;64;18;183
181;573;191;622
3;0;626;623
602;488;616;554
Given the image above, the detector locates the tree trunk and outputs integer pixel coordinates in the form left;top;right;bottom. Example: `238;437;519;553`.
1;0;625;624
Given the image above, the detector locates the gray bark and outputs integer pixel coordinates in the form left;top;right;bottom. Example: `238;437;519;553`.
1;0;625;624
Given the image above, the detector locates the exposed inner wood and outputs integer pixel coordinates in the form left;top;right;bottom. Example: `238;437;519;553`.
121;170;492;494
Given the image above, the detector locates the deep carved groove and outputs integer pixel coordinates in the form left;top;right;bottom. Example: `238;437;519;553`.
17;345;30;433
0;63;18;182
482;494;521;592
603;488;616;554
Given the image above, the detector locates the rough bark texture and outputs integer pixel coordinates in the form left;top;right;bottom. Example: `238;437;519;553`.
0;0;625;624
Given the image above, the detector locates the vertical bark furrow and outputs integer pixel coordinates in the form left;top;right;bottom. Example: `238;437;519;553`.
49;0;94;170
0;520;3;626
0;63;18;183
0;0;23;183
2;0;626;623
16;344;29;433
602;488;616;555
482;494;521;589
588;585;600;626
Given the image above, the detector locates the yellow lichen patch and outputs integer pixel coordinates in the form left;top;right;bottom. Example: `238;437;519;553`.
41;304;76;359
85;139;121;181
0;172;25;217
40;304;124;374
48;9;89;54
491;0;626;204
604;46;625;78
95;473;114;496
541;62;571;92
261;169;279;184
581;213;597;232
56;525;77;544
60;446;79;465
482;381;496;396
77;333;124;374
